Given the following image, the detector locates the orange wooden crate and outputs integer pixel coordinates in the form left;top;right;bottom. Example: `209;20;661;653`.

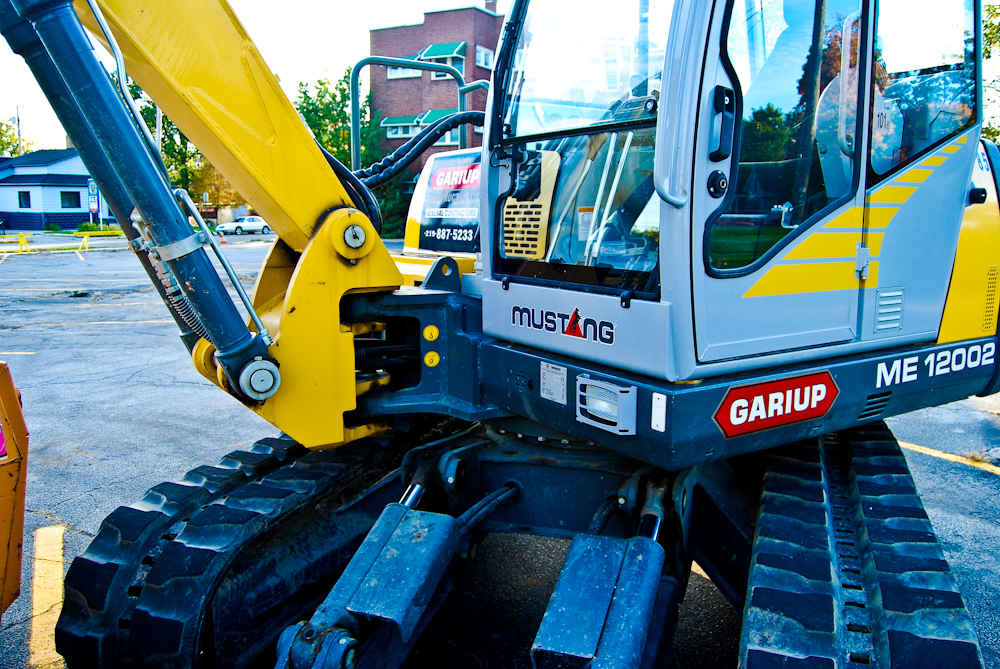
0;362;29;615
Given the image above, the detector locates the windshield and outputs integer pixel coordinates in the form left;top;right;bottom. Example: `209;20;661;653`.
496;126;661;297
502;0;675;139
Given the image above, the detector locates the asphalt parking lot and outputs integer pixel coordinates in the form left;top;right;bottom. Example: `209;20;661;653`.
0;242;998;668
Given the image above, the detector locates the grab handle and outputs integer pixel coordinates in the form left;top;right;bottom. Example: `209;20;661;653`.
709;86;735;162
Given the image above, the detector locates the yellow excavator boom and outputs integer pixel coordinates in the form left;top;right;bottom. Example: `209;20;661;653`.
73;0;354;253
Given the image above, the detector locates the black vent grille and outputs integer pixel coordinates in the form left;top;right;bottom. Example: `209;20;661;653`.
858;391;891;420
514;370;531;391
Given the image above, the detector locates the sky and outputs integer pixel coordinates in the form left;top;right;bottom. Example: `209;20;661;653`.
1;0;997;151
0;0;512;150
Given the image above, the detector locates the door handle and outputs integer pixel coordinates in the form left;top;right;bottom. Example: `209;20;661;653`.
710;85;735;162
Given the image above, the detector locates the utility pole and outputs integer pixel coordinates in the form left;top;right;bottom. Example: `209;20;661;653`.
13;107;22;156
155;105;162;155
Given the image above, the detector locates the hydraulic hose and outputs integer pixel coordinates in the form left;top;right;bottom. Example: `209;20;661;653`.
314;110;484;233
355;111;485;188
316;141;384;233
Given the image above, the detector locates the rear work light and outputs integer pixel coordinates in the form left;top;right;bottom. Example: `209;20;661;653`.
576;375;637;435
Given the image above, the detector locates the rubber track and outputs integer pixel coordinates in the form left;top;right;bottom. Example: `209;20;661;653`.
738;422;984;668
55;435;396;668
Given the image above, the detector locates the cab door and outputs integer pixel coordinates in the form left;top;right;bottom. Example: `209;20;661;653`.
688;0;870;364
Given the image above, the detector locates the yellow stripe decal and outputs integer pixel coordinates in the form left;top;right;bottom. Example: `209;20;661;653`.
822;207;863;229
784;232;862;260
866;186;917;204
954;135;969;144
865;232;885;256
866;207;899;228
922;156;948;167
941;145;962;154
744;262;859;297
895;168;933;184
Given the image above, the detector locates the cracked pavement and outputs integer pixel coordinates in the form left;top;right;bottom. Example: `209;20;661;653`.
0;245;279;667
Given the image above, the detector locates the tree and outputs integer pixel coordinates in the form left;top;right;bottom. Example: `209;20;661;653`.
983;5;1000;141
190;161;246;208
295;70;409;238
0;119;34;157
122;79;202;192
742;104;791;162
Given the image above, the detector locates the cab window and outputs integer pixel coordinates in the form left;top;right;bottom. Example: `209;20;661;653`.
869;0;976;177
709;0;864;271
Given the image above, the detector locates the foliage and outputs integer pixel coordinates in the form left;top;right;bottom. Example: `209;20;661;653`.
43;223;61;232
985;5;1000;60
0;119;35;157
122;79;201;192
295;70;409;238
985;5;1000;138
189;162;246;208
77;222;101;232
115;75;241;205
741;105;791;162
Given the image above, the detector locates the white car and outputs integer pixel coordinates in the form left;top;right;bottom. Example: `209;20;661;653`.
216;216;271;235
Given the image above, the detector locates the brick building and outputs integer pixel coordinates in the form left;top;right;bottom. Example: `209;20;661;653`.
369;4;505;174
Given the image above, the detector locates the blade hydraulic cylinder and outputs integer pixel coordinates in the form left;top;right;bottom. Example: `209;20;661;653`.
9;0;272;393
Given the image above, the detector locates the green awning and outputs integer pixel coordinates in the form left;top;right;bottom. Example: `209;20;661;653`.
380;115;420;127
416;109;458;124
418;42;466;59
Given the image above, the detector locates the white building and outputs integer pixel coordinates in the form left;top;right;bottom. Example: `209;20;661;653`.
0;148;110;232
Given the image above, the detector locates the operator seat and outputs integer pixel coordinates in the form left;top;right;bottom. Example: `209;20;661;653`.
741;0;814;118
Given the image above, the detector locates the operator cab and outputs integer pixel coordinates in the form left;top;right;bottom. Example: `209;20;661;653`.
481;0;981;382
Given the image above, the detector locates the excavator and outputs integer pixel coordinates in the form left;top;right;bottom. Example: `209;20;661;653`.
0;0;995;666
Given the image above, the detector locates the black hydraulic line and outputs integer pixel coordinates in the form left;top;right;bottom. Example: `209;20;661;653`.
314;111;484;233
586;495;620;535
356;111;486;188
11;0;271;392
315;141;384;233
456;482;520;530
0;0;205;351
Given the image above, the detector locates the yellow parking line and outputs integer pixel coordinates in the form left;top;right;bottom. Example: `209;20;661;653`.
899;441;1000;476
30;525;65;669
0;351;35;355
74;251;84;261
